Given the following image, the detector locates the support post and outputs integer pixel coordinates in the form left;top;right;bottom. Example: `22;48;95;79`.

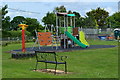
22;29;25;52
56;12;58;50
45;25;46;32
74;16;75;28
70;17;72;27
18;24;28;52
64;15;66;49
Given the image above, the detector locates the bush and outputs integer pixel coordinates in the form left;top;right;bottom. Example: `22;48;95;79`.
2;30;31;38
2;31;11;38
9;31;22;37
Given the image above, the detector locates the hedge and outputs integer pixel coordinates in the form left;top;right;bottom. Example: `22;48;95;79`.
2;30;31;38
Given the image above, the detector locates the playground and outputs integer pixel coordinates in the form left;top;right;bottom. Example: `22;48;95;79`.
11;12;119;56
1;4;119;78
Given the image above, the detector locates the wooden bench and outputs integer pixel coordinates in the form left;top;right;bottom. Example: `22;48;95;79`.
35;51;68;74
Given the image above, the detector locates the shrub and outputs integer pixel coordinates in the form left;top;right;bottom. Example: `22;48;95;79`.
2;31;11;38
2;30;31;38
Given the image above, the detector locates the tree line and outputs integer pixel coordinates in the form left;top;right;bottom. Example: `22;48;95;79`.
1;5;120;37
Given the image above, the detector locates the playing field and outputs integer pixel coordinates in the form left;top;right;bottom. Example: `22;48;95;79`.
2;40;118;78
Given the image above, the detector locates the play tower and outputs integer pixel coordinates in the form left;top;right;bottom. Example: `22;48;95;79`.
33;12;89;50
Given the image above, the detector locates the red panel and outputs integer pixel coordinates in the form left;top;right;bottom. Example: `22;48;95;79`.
73;27;78;36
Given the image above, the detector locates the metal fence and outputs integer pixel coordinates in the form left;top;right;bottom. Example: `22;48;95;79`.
1;28;115;42
1;36;34;42
80;28;114;40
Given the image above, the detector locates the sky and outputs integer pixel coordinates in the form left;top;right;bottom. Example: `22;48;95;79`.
1;0;119;25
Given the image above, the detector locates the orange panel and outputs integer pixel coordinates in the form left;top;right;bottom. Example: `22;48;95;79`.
38;32;52;45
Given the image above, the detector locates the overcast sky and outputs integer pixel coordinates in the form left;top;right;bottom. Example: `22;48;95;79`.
1;0;119;25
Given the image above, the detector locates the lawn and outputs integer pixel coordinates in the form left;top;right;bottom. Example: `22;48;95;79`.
2;40;118;78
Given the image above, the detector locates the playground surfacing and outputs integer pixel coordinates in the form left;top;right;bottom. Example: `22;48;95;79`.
33;69;72;75
12;45;116;52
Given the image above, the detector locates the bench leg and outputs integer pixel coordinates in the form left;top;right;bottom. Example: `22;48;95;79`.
65;63;67;74
54;64;57;75
35;62;38;71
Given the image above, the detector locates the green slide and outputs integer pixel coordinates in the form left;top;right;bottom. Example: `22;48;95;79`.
65;31;87;48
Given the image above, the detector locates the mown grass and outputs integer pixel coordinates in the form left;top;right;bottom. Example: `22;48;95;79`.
2;40;118;78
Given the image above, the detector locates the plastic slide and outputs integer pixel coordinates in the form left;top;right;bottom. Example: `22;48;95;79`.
65;31;87;48
79;31;89;46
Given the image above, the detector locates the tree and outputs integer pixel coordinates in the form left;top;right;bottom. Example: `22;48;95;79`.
42;12;56;31
73;11;83;27
26;17;43;36
1;5;11;31
107;12;120;28
53;5;67;28
10;16;26;30
42;12;56;26
86;7;109;29
2;5;8;19
54;5;67;13
82;15;97;28
2;16;11;30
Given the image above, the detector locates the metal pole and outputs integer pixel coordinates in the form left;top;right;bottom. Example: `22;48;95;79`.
56;12;58;49
67;16;68;31
66;16;69;48
32;30;40;50
70;17;72;27
73;16;75;47
51;25;53;49
59;18;61;33
51;25;52;33
37;30;41;49
74;16;75;28
71;16;74;47
45;25;46;32
59;18;61;27
64;15;66;49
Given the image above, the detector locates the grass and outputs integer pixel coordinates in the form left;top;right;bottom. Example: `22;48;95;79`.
2;40;118;78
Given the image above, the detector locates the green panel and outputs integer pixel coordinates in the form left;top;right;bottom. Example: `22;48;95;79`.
59;27;72;34
68;26;74;28
67;14;75;16
65;31;87;48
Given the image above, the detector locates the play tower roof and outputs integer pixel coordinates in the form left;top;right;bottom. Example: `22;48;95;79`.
57;12;75;16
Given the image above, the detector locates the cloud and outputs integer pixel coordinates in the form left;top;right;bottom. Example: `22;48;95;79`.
5;11;34;19
85;9;92;13
3;0;120;2
104;7;115;15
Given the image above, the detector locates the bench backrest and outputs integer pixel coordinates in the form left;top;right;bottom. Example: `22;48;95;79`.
35;51;57;62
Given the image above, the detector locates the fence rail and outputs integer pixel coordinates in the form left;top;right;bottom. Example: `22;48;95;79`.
80;28;114;39
1;28;115;42
2;36;34;41
80;28;114;35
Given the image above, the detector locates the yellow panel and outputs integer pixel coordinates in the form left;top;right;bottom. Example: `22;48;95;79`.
79;31;89;46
